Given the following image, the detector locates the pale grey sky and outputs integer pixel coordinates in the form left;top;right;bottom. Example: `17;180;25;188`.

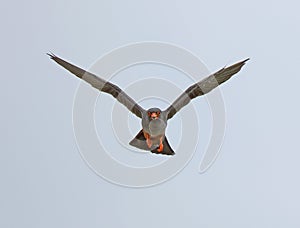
1;0;300;227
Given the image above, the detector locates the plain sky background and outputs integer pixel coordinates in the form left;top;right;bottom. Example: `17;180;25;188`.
1;0;300;227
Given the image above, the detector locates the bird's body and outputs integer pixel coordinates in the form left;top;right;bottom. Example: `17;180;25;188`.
48;53;249;155
142;108;167;137
139;107;168;152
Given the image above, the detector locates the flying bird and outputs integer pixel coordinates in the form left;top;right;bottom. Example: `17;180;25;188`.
48;53;249;155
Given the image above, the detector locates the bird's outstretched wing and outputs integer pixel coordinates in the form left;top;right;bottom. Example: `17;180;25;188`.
165;58;249;120
48;53;145;118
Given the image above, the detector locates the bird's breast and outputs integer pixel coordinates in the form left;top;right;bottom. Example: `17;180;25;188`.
144;119;166;136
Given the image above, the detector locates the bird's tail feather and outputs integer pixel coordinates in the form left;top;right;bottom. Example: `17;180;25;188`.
129;130;175;156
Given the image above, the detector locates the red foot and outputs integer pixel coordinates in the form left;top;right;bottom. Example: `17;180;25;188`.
157;137;164;152
143;131;152;148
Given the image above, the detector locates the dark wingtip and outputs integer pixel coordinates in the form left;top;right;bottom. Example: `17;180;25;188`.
243;58;250;63
46;52;56;59
222;58;250;70
233;58;250;69
240;58;250;69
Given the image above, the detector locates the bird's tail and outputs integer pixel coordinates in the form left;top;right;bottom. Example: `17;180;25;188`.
129;130;175;156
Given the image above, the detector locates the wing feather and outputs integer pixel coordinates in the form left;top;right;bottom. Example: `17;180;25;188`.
165;58;249;119
48;53;144;118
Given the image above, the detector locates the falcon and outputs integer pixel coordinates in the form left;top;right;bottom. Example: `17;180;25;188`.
48;53;249;155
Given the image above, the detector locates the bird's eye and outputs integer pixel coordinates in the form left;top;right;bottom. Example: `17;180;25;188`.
148;112;151;117
157;111;160;115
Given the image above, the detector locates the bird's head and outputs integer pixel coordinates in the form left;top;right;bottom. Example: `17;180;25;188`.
147;108;162;120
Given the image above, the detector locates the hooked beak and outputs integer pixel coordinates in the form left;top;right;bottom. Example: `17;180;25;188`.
150;112;158;120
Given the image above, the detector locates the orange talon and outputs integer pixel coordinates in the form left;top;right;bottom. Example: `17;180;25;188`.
146;139;152;148
157;137;164;152
143;131;152;148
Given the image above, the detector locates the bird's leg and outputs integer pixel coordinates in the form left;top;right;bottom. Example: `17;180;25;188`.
143;131;152;148
157;137;164;152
